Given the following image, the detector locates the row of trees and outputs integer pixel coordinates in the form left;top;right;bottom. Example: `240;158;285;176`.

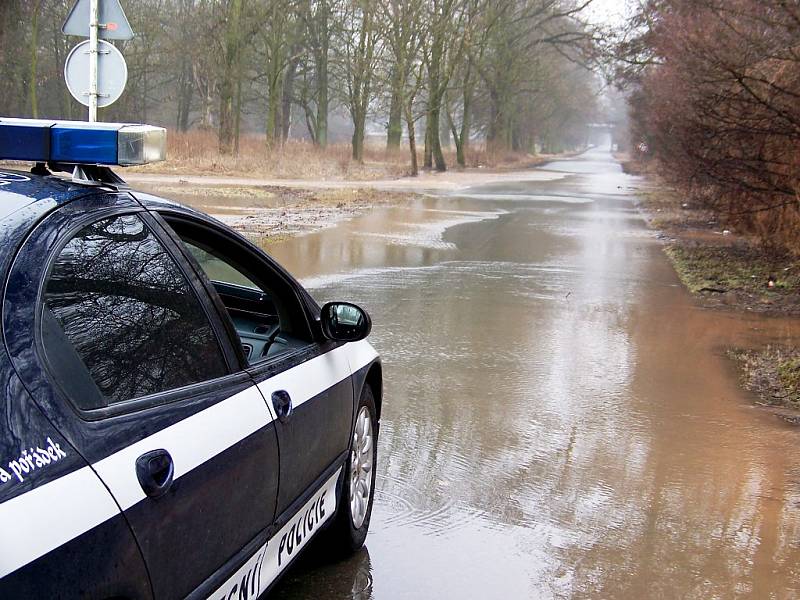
618;0;800;252
1;0;599;173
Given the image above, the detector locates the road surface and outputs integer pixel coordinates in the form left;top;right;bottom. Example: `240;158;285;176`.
261;146;800;598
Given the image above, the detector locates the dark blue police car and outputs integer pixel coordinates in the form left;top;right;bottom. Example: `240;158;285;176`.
0;118;382;599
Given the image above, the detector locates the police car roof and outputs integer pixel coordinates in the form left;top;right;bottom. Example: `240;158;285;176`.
0;168;97;222
0;166;215;231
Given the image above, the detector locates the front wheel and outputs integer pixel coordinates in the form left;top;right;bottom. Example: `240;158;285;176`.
330;385;378;553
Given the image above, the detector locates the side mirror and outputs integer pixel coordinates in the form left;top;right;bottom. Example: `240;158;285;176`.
320;302;372;342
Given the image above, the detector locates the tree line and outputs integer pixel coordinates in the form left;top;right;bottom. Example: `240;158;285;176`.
618;0;800;252
0;0;599;174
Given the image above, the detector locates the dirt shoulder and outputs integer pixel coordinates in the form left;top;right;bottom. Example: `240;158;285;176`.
134;182;416;241
634;179;800;418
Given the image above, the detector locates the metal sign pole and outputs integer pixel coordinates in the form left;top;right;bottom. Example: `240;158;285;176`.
88;0;99;121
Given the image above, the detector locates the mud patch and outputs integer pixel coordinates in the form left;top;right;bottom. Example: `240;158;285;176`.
135;182;417;240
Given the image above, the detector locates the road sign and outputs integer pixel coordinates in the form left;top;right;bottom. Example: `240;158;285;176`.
62;0;134;41
65;39;128;109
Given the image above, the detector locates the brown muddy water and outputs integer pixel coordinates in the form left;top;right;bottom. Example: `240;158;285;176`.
237;148;800;598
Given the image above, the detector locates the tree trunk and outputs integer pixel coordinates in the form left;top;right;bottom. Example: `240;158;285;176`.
352;115;365;161
234;74;242;154
351;73;371;161
405;102;418;176
446;97;466;168
387;67;403;149
487;90;512;155
266;70;283;144
426;28;447;172
424;118;432;168
28;1;40;118
53;26;72;119
176;0;193;132
314;3;329;148
459;93;471;166
315;58;328;147
218;83;234;153
218;0;242;154
176;58;193;132
429;103;446;171
458;60;473;167
281;56;299;142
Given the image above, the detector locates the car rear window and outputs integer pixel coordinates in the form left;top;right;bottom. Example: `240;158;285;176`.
42;213;228;408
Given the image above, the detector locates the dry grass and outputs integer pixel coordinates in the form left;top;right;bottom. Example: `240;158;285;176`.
128;129;563;180
130;130;404;180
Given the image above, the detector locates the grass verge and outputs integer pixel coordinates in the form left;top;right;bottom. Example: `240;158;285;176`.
729;347;800;412
665;244;800;301
637;186;800;315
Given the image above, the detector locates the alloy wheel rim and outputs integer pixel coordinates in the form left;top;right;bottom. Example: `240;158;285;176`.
349;406;374;529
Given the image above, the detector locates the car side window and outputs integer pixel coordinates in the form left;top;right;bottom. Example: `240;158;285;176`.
165;220;313;365
42;213;229;409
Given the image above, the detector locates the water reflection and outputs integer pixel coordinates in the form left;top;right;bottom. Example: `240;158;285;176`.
266;147;800;598
275;546;374;599
44;214;227;406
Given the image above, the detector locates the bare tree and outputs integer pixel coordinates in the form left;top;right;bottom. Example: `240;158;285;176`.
2;0;601;173
624;0;800;252
254;0;301;145
297;0;337;147
422;0;468;171
378;0;428;172
335;0;383;161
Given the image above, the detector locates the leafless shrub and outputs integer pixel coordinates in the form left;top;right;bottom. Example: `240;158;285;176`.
624;0;800;254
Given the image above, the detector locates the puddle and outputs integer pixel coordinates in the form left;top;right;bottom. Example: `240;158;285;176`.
213;147;800;599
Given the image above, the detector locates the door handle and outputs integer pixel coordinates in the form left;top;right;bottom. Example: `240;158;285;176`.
271;390;293;423
136;449;175;498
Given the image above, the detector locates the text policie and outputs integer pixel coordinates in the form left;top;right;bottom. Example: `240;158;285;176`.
278;490;327;567
215;548;268;600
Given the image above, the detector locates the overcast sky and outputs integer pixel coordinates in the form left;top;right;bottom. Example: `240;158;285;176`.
585;0;633;27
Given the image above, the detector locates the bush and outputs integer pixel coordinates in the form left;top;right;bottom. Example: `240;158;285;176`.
625;0;800;255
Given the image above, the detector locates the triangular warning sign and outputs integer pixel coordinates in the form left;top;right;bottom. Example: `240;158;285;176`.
62;0;135;41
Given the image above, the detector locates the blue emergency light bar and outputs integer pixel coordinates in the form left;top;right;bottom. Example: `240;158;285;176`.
0;118;166;166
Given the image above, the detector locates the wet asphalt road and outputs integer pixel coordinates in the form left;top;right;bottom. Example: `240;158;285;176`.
264;146;800;599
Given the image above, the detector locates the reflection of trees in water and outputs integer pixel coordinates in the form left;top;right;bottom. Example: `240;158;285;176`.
275;545;373;599
45;215;227;404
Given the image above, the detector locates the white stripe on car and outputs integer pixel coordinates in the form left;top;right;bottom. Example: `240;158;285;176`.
0;340;378;580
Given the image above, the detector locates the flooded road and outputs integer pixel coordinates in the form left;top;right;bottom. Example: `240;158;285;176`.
262;147;800;598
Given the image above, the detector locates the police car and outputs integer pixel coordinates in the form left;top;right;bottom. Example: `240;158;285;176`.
0;119;382;599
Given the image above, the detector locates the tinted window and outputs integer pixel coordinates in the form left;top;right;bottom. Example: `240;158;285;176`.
165;220;314;365
184;240;260;290
43;214;228;407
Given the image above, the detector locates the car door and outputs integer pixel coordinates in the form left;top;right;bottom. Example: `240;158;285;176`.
155;210;356;517
3;193;281;599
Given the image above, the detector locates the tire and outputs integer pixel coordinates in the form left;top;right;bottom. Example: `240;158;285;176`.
329;385;378;554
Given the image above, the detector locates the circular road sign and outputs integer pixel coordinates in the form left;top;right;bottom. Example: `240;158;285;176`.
64;39;128;108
